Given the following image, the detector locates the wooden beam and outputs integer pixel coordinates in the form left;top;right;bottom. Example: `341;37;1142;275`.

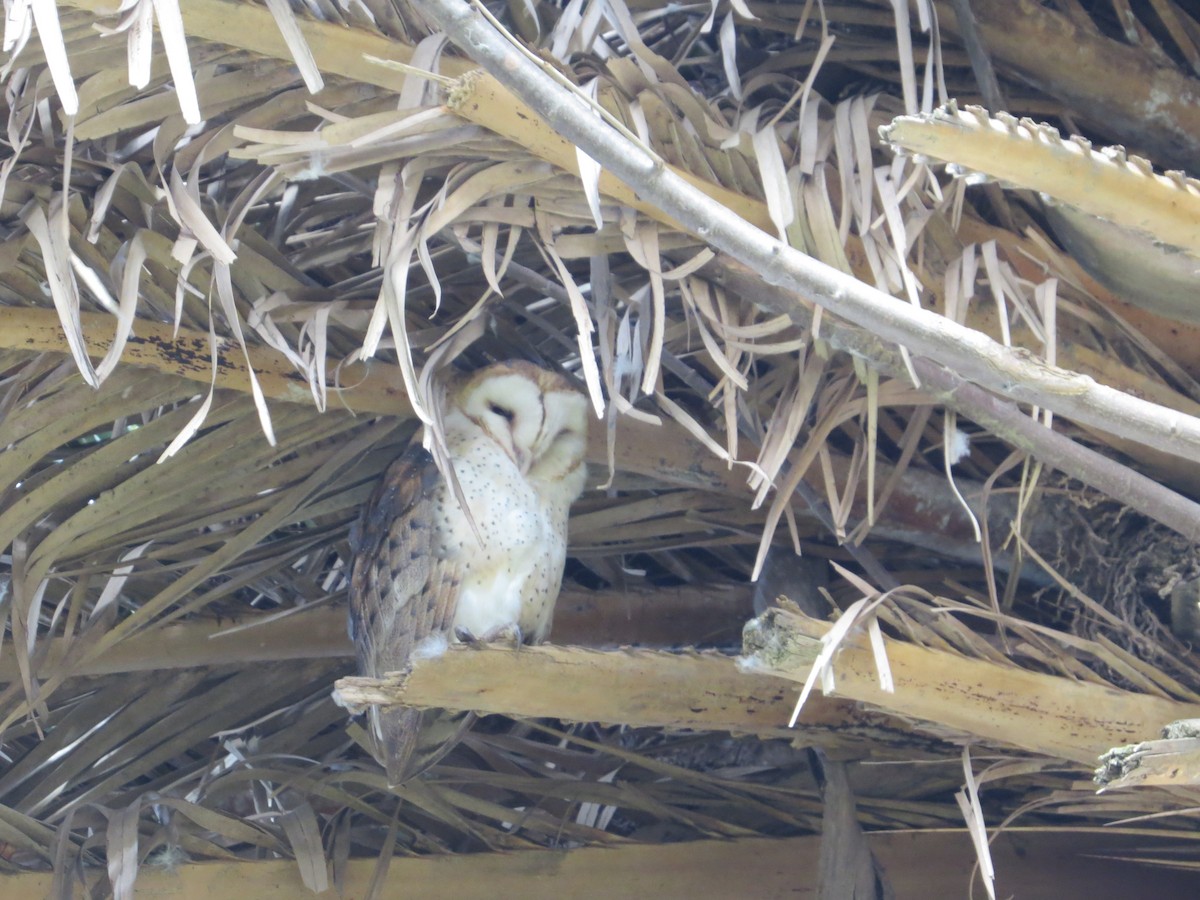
7;830;1196;899
0;585;752;683
742;607;1200;766
333;644;958;756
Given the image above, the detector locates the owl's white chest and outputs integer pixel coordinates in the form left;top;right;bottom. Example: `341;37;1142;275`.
434;434;568;642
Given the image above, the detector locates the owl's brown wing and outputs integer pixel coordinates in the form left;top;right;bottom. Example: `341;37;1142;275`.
349;445;472;785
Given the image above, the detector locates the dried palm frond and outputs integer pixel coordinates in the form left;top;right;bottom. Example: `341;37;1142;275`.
3;0;1200;894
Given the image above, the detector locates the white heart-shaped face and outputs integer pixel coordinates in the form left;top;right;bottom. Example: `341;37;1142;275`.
447;361;587;498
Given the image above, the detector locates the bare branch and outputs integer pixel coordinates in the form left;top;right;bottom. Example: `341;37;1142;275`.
416;0;1200;541
421;0;1200;468
718;260;1200;541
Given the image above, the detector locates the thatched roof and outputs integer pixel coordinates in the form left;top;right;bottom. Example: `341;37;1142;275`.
3;0;1200;896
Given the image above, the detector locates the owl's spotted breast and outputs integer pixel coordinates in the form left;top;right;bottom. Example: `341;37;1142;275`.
434;429;569;643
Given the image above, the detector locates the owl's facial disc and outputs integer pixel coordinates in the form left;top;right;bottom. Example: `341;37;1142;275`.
462;373;545;473
447;363;587;496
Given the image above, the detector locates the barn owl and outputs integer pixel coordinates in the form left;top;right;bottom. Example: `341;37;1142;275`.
349;361;588;784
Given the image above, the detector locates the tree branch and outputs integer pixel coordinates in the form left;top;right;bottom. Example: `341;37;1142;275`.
421;0;1200;470
418;0;1200;540
717;260;1200;541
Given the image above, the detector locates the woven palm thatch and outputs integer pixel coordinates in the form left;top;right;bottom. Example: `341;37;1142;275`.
3;0;1200;896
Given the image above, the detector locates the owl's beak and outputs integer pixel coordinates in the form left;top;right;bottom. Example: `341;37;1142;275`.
513;445;530;473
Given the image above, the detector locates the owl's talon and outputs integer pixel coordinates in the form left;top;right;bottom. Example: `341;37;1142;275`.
500;624;524;650
454;626;482;646
470;623;523;649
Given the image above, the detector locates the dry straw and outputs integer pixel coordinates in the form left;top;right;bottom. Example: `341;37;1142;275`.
2;0;1200;895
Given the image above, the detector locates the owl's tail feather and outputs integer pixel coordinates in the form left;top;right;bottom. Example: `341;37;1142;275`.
371;705;476;787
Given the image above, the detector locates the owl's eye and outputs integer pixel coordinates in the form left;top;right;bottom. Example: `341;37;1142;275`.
488;402;515;422
552;427;578;442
